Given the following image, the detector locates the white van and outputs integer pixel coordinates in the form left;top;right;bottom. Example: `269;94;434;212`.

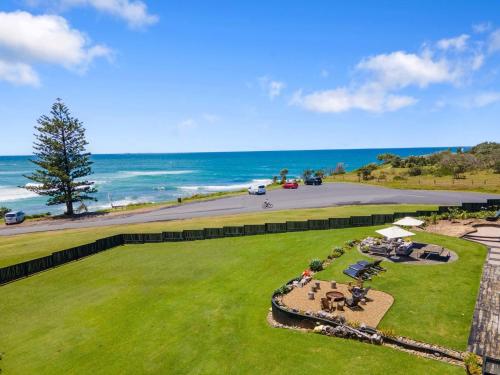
248;185;266;195
4;211;25;225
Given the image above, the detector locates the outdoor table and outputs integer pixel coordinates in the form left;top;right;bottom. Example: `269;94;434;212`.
326;291;345;302
422;246;445;259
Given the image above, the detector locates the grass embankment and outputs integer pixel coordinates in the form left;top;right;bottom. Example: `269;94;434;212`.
0;204;436;267
326;169;500;194
0;227;483;374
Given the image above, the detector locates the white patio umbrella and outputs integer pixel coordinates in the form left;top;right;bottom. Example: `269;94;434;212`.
376;226;415;239
393;216;424;227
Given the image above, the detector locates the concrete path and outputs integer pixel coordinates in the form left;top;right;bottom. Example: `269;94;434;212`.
465;225;500;359
1;182;499;236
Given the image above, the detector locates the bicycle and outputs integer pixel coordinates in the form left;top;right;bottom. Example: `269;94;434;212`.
262;200;273;209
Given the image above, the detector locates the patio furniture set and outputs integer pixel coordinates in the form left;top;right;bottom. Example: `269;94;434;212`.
360;237;414;257
319;281;372;312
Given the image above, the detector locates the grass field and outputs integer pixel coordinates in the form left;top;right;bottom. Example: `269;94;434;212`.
326;170;500;194
0;204;437;267
0;227;485;374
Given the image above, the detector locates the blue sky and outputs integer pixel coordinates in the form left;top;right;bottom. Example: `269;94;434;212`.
0;0;499;155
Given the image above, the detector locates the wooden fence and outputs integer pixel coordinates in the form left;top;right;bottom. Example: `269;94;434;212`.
1;199;498;286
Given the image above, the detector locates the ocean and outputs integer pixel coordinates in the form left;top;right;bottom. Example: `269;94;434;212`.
0;147;456;214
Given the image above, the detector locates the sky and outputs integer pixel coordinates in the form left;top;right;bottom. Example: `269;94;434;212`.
0;0;499;155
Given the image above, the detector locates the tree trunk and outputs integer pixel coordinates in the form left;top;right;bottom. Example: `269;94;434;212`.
66;200;74;216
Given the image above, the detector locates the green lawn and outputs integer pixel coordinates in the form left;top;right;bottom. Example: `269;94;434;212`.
0;226;484;374
0;204;436;267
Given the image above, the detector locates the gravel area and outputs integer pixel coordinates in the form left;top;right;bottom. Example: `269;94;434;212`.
282;280;394;327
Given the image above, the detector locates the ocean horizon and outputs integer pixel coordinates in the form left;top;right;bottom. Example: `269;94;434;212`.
0;146;463;214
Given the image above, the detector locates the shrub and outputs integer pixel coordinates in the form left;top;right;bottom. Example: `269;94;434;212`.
331;247;345;258
464;352;482;375
309;259;323;272
0;207;10;219
429;213;438;225
408;166;422;176
378;328;397;338
392;175;407;181
348;320;361;329
274;284;291;295
345;240;356;247
495;160;500;174
333;162;346;175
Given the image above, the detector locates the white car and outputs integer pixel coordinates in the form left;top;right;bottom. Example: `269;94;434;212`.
248;184;266;195
4;211;25;225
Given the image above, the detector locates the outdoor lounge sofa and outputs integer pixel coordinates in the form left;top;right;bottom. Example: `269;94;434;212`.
395;241;413;256
369;245;392;256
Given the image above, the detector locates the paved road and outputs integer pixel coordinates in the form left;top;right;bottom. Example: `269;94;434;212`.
1;182;499;236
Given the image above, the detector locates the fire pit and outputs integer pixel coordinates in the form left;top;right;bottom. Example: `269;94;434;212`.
326;291;345;302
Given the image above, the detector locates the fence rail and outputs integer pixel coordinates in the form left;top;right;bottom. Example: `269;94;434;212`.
1;200;498;286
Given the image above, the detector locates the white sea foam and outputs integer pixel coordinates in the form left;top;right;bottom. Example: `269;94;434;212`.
180;179;272;193
0;186;38;202
89;197;154;210
119;170;196;178
0;170;30;175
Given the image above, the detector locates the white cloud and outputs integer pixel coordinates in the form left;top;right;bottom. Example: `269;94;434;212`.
202;113;220;123
0;60;40;86
357;51;458;89
0;11;111;86
177;118;197;132
59;0;158;29
436;34;470;51
473;22;492;34
470;91;500;107
291;86;417;113
488;29;500;53
258;76;286;99
320;69;330;78
471;53;484;70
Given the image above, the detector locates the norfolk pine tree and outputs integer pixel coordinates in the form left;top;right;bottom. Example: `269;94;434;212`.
25;99;97;215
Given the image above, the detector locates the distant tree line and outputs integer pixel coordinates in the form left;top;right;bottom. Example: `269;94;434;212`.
358;142;500;180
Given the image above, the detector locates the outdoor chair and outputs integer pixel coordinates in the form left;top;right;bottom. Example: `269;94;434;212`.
486;210;500;222
320;298;331;312
345;296;362;310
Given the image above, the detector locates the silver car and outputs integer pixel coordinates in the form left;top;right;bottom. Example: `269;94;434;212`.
4;211;25;225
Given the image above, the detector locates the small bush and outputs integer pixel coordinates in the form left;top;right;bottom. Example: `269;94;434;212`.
408;166;422;176
331;247;345;258
345;240;356;247
0;207;10;219
348;320;361;329
429;213;438;225
392;175;407;181
274;284;291;295
464;352;482;375
309;259;323;272
378;328;397;338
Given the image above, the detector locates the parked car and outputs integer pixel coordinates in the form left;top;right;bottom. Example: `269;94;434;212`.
283;181;299;189
4;211;25;225
304;176;323;185
248;185;266;195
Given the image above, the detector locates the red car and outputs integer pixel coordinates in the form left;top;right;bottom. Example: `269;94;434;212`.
283;181;299;189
